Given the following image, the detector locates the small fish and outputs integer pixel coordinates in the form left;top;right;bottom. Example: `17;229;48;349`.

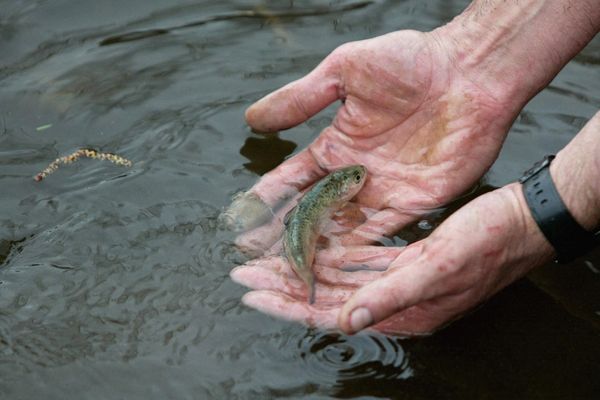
283;165;367;303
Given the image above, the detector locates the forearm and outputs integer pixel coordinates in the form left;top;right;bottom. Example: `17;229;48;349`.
550;111;600;232
434;0;600;112
500;111;600;270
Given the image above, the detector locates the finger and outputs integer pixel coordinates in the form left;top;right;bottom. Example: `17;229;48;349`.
237;255;296;278
235;179;368;255
219;190;274;232
315;245;404;271
231;255;383;289
372;291;473;336
231;264;354;304
241;288;469;336
242;290;455;336
242;291;340;329
314;264;383;288
245;57;341;132
337;208;417;246
371;305;436;336
337;247;438;334
223;149;326;233
234;191;303;256
250;149;326;208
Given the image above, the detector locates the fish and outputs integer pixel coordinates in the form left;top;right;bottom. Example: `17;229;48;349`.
283;165;367;304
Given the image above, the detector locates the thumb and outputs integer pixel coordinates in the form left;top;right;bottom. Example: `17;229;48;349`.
338;256;437;334
245;54;342;132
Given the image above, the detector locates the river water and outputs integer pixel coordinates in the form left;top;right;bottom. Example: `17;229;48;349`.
1;1;599;398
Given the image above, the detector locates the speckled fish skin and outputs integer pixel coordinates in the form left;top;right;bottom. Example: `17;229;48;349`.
283;165;367;304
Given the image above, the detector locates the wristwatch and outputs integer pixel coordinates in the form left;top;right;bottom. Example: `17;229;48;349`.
519;155;600;263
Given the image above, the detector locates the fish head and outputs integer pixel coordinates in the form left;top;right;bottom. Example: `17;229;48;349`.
333;165;367;201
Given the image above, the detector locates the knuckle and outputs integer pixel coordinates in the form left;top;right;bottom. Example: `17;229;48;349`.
328;41;356;65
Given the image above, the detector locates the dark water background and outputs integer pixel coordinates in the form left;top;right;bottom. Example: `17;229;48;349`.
1;1;599;398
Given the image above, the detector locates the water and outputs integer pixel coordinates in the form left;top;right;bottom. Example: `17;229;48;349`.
1;0;599;398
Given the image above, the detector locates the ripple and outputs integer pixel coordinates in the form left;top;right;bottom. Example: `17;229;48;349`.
298;330;412;386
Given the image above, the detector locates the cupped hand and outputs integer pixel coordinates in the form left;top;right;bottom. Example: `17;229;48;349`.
227;29;539;335
227;29;520;251
231;183;554;335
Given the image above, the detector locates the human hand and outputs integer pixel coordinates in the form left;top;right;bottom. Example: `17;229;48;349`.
230;183;554;335
224;29;519;252
226;1;600;335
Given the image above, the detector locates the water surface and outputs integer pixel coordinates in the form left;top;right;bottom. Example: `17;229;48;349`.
1;1;599;398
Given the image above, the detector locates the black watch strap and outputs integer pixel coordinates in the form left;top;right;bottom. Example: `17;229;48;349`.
519;155;600;263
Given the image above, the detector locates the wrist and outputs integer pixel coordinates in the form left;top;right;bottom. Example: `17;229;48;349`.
549;113;600;232
513;111;600;262
505;182;556;264
431;0;600;112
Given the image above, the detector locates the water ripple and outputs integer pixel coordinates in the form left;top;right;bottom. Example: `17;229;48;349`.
298;330;412;386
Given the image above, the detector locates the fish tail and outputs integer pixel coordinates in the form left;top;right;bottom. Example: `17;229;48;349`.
307;281;316;304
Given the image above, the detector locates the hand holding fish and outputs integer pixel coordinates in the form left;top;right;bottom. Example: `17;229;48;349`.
229;0;600;334
231;183;553;334
231;112;600;335
229;28;518;248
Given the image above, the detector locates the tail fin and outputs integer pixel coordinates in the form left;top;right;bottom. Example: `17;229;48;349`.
307;280;316;304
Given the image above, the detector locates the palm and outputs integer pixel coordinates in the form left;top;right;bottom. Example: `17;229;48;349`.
320;31;514;207
227;30;525;335
235;30;514;249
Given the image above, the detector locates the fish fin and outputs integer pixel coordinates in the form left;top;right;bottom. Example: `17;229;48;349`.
307;281;316;304
282;235;289;258
283;205;297;226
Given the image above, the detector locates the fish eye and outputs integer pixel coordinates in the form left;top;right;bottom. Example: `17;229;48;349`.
354;173;361;183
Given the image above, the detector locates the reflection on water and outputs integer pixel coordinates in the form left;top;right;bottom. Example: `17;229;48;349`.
0;0;599;398
240;134;296;175
99;1;375;46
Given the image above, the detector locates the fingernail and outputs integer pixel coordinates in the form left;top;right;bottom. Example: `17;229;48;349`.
229;267;246;284
349;307;373;332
